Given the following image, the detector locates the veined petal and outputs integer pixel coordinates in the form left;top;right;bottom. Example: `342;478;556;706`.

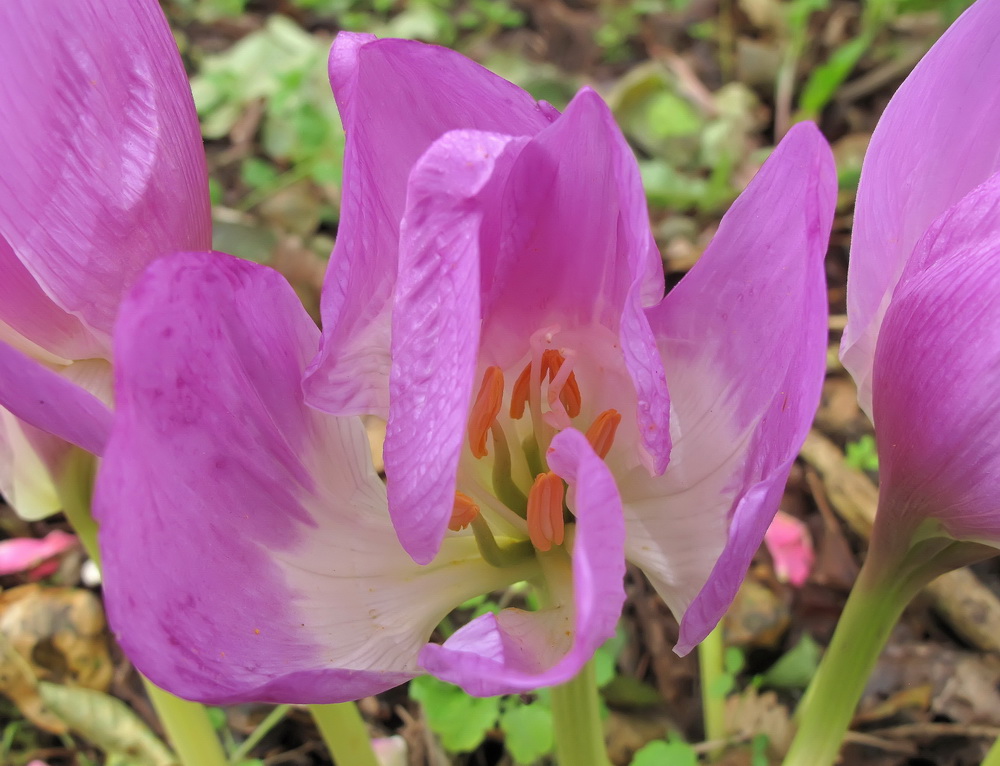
632;123;835;654
419;429;626;696
872;171;1000;548
96;253;520;704
0;236;100;362
0;342;111;456
305;34;556;418
0;0;210;352
479;89;670;471
385;131;528;564
841;0;1000;416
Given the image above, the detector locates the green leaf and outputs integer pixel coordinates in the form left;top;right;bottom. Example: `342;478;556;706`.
760;635;822;690
500;703;554;764
38;682;175;766
798;36;869;119
409;675;500;752
630;738;698;766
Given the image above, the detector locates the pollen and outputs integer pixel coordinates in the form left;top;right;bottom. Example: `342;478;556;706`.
526;472;565;552
585;409;622;459
449;492;480;531
468;366;504;459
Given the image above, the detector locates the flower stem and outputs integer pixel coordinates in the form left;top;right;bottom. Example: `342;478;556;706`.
307;703;380;766
56;450;228;766
549;660;611;766
983;734;1000;766
698;623;727;745
229;704;291;764
782;563;909;766
142;680;229;766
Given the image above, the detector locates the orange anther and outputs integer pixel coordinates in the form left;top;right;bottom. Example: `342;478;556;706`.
468;366;504;458
509;362;531;419
449;492;480;531
526;472;565;552
585;409;622;459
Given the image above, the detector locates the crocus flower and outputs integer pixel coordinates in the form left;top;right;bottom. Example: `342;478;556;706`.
0;0;210;518
841;0;1000;560
95;35;836;703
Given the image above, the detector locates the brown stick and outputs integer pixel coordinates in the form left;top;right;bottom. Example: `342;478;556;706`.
799;430;1000;654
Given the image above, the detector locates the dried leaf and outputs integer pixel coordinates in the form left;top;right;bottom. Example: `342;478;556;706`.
39;682;176;766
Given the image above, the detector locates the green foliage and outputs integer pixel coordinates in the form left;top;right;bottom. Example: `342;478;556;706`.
759;635;822;690
411;622;627;761
190;16;344;212
630;736;699;766
500;704;554;764
845;434;879;472
708;645;746;699
798;36;869;120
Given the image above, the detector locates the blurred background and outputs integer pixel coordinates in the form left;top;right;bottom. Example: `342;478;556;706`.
1;1;994;765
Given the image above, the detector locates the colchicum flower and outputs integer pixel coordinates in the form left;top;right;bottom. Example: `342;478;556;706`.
0;0;210;517
841;0;1000;564
95;33;836;703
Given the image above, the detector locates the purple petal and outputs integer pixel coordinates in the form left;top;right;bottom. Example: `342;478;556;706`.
419;428;626;696
304;34;556;418
385;131;528;564
630;123;835;654
478;88;670;472
0;236;100;362
872;170;1000;547
0;0;210;352
0;342;111;456
841;0;1000;416
96;252;513;704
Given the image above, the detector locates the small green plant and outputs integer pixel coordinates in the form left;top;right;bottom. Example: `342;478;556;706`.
845;434;879;472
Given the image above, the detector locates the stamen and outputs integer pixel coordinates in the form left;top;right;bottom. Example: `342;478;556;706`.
468;366;504;459
585;409;622;459
510;363;532;420
449;492;480;531
544;349;582;423
527;472;566;552
490;423;528;515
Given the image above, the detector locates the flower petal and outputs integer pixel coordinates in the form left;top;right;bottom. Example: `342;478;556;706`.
0;0;210;351
96;252;521;704
0;412;65;520
419;428;626;696
385;131;528;564
304;34;556;418
0;342;111;456
0;236;99;363
872;170;1000;547
629;123;835;654
479;89;671;472
841;0;1000;416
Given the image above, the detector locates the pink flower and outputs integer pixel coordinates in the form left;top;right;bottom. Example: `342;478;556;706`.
0;0;209;518
0;530;77;579
95;35;835;702
764;511;814;587
841;0;1000;558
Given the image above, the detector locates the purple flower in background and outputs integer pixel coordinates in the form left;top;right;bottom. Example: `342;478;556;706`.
0;0;210;517
841;0;1000;560
96;34;836;703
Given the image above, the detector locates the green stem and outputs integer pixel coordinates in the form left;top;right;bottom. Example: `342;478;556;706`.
782;563;910;766
56;450;228;766
550;660;611;766
307;703;380;766
142;680;228;766
228;704;291;764
698;623;727;745
983;733;1000;766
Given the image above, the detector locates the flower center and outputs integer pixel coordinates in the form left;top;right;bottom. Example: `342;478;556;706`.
452;337;621;558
